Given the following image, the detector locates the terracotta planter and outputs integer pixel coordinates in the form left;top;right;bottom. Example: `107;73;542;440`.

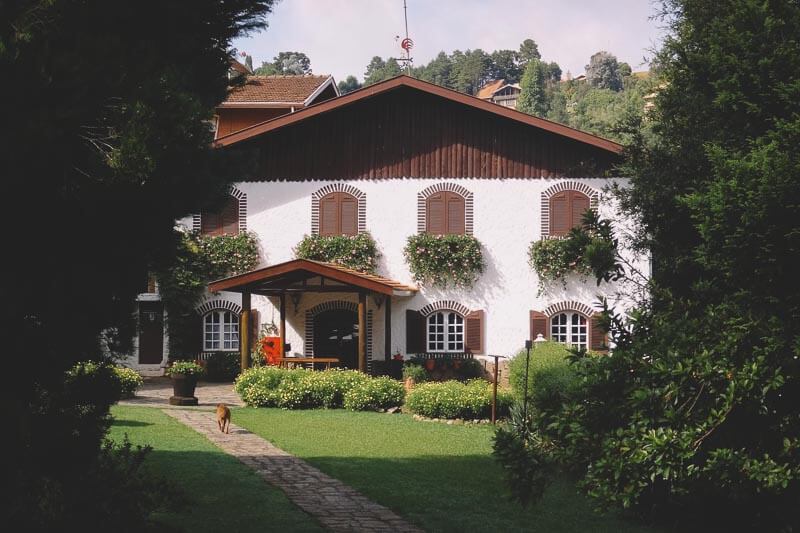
169;374;199;406
453;359;463;370
404;377;415;392
425;358;436;371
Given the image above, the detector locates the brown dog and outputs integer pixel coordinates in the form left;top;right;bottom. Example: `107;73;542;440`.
216;403;231;434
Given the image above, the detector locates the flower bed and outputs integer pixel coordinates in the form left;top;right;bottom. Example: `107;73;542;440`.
403;233;485;288
234;367;405;411
406;379;512;420
294;232;380;273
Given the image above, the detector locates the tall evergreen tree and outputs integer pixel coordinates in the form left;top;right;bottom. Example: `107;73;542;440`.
517;58;547;116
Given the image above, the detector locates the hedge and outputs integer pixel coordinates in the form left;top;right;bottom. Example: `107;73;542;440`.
507;341;580;410
405;379;512;420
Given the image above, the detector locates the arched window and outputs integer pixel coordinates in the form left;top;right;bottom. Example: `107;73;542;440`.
201;195;240;236
427;310;464;352
319;192;358;236
549;190;590;236
426;191;465;235
203;310;239;351
550;311;588;349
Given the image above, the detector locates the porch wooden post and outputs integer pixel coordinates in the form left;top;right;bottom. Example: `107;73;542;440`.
358;292;367;372
279;292;286;358
384;297;392;361
240;292;251;371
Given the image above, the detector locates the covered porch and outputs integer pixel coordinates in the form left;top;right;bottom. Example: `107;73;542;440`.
208;259;417;372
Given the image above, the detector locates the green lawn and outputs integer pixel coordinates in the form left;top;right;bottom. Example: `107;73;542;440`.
109;406;322;533
234;408;662;533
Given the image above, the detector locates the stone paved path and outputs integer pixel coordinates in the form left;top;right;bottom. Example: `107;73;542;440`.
163;409;422;533
119;377;243;408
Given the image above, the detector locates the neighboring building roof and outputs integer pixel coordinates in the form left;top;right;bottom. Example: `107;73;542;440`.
214;75;623;154
476;79;506;99
229;58;252;75
208;259;417;296
220;75;336;106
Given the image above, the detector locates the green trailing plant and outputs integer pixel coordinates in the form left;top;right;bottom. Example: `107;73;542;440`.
165;361;205;377
294;232;380;273
156;231;260;357
402;363;428;383
404;233;485;288
527;210;619;291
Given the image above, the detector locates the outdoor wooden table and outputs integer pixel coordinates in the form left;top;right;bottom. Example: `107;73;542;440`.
278;357;340;370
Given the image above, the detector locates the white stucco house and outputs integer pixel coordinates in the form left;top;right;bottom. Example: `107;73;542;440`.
126;75;639;375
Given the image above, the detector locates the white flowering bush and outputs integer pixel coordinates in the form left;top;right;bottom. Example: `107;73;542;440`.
113;366;143;398
527;237;592;291
406;379;512;419
343;376;405;411
234;366;303;407
403;233;485;288
294;232;380;273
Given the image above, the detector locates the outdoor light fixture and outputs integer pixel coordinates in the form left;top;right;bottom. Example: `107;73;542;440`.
290;293;302;314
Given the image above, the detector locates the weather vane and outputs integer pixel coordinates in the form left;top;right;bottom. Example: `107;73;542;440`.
393;0;413;74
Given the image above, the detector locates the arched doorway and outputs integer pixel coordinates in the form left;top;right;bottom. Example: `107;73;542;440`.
313;310;359;369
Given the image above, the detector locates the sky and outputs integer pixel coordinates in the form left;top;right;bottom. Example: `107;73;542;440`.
233;0;668;83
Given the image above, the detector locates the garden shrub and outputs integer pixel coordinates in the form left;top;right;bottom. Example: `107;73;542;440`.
67;361;123;406
113;367;143;398
203;352;240;382
235;366;299;407
406;380;512;419
508;342;580;410
235;367;371;409
402;363;428;383
343;376;405;411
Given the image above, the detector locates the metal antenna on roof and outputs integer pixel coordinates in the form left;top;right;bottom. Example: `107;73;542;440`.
395;0;413;74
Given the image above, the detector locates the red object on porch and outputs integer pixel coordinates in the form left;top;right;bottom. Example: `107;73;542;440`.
259;336;282;366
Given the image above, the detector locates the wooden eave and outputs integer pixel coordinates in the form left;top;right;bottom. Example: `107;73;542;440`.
208;259;417;297
213;75;623;154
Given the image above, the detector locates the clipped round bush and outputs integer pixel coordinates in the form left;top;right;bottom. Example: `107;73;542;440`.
343;376;405;411
235;366;299;407
113;366;143;398
406;379;512;420
508;341;580;410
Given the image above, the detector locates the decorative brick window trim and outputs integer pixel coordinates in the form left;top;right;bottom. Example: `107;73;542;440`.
540;180;599;237
419;300;472;317
417;182;474;235
543;300;597;318
303;300;373;370
195;299;243;316
311;183;367;234
192;186;247;233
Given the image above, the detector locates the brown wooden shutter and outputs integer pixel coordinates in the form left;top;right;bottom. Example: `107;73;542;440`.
530;310;548;341
221;196;240;235
590;312;608;352
200;211;220;236
405;310;426;354
550;192;569;236
340;194;358;235
446;192;466;235
571;191;590;229
426;193;445;234
319;193;338;236
465;309;484;355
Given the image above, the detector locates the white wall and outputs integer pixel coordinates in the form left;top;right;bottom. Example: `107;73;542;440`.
181;176;642;362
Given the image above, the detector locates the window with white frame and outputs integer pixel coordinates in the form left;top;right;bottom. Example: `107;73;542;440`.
427;311;464;352
550;312;588;349
203;310;239;351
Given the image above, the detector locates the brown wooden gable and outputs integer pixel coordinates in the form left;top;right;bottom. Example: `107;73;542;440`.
221;76;622;180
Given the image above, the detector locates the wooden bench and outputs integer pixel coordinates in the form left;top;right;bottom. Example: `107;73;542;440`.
278;357;340;370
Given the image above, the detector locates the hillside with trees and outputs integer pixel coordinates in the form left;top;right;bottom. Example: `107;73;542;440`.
338;38;656;143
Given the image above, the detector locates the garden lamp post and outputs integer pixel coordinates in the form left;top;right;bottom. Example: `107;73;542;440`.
490;354;508;424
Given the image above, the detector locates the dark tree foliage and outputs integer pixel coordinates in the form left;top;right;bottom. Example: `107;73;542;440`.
337;75;362;95
0;0;272;529
496;1;800;530
585;50;624;91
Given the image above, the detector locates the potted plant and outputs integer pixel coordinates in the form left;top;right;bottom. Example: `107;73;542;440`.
425;358;436;371
165;360;205;406
402;364;427;392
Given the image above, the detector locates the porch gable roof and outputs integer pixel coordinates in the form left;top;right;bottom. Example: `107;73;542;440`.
208;258;417;296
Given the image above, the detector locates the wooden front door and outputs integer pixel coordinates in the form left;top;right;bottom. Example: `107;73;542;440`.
138;301;164;365
313;310;358;369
